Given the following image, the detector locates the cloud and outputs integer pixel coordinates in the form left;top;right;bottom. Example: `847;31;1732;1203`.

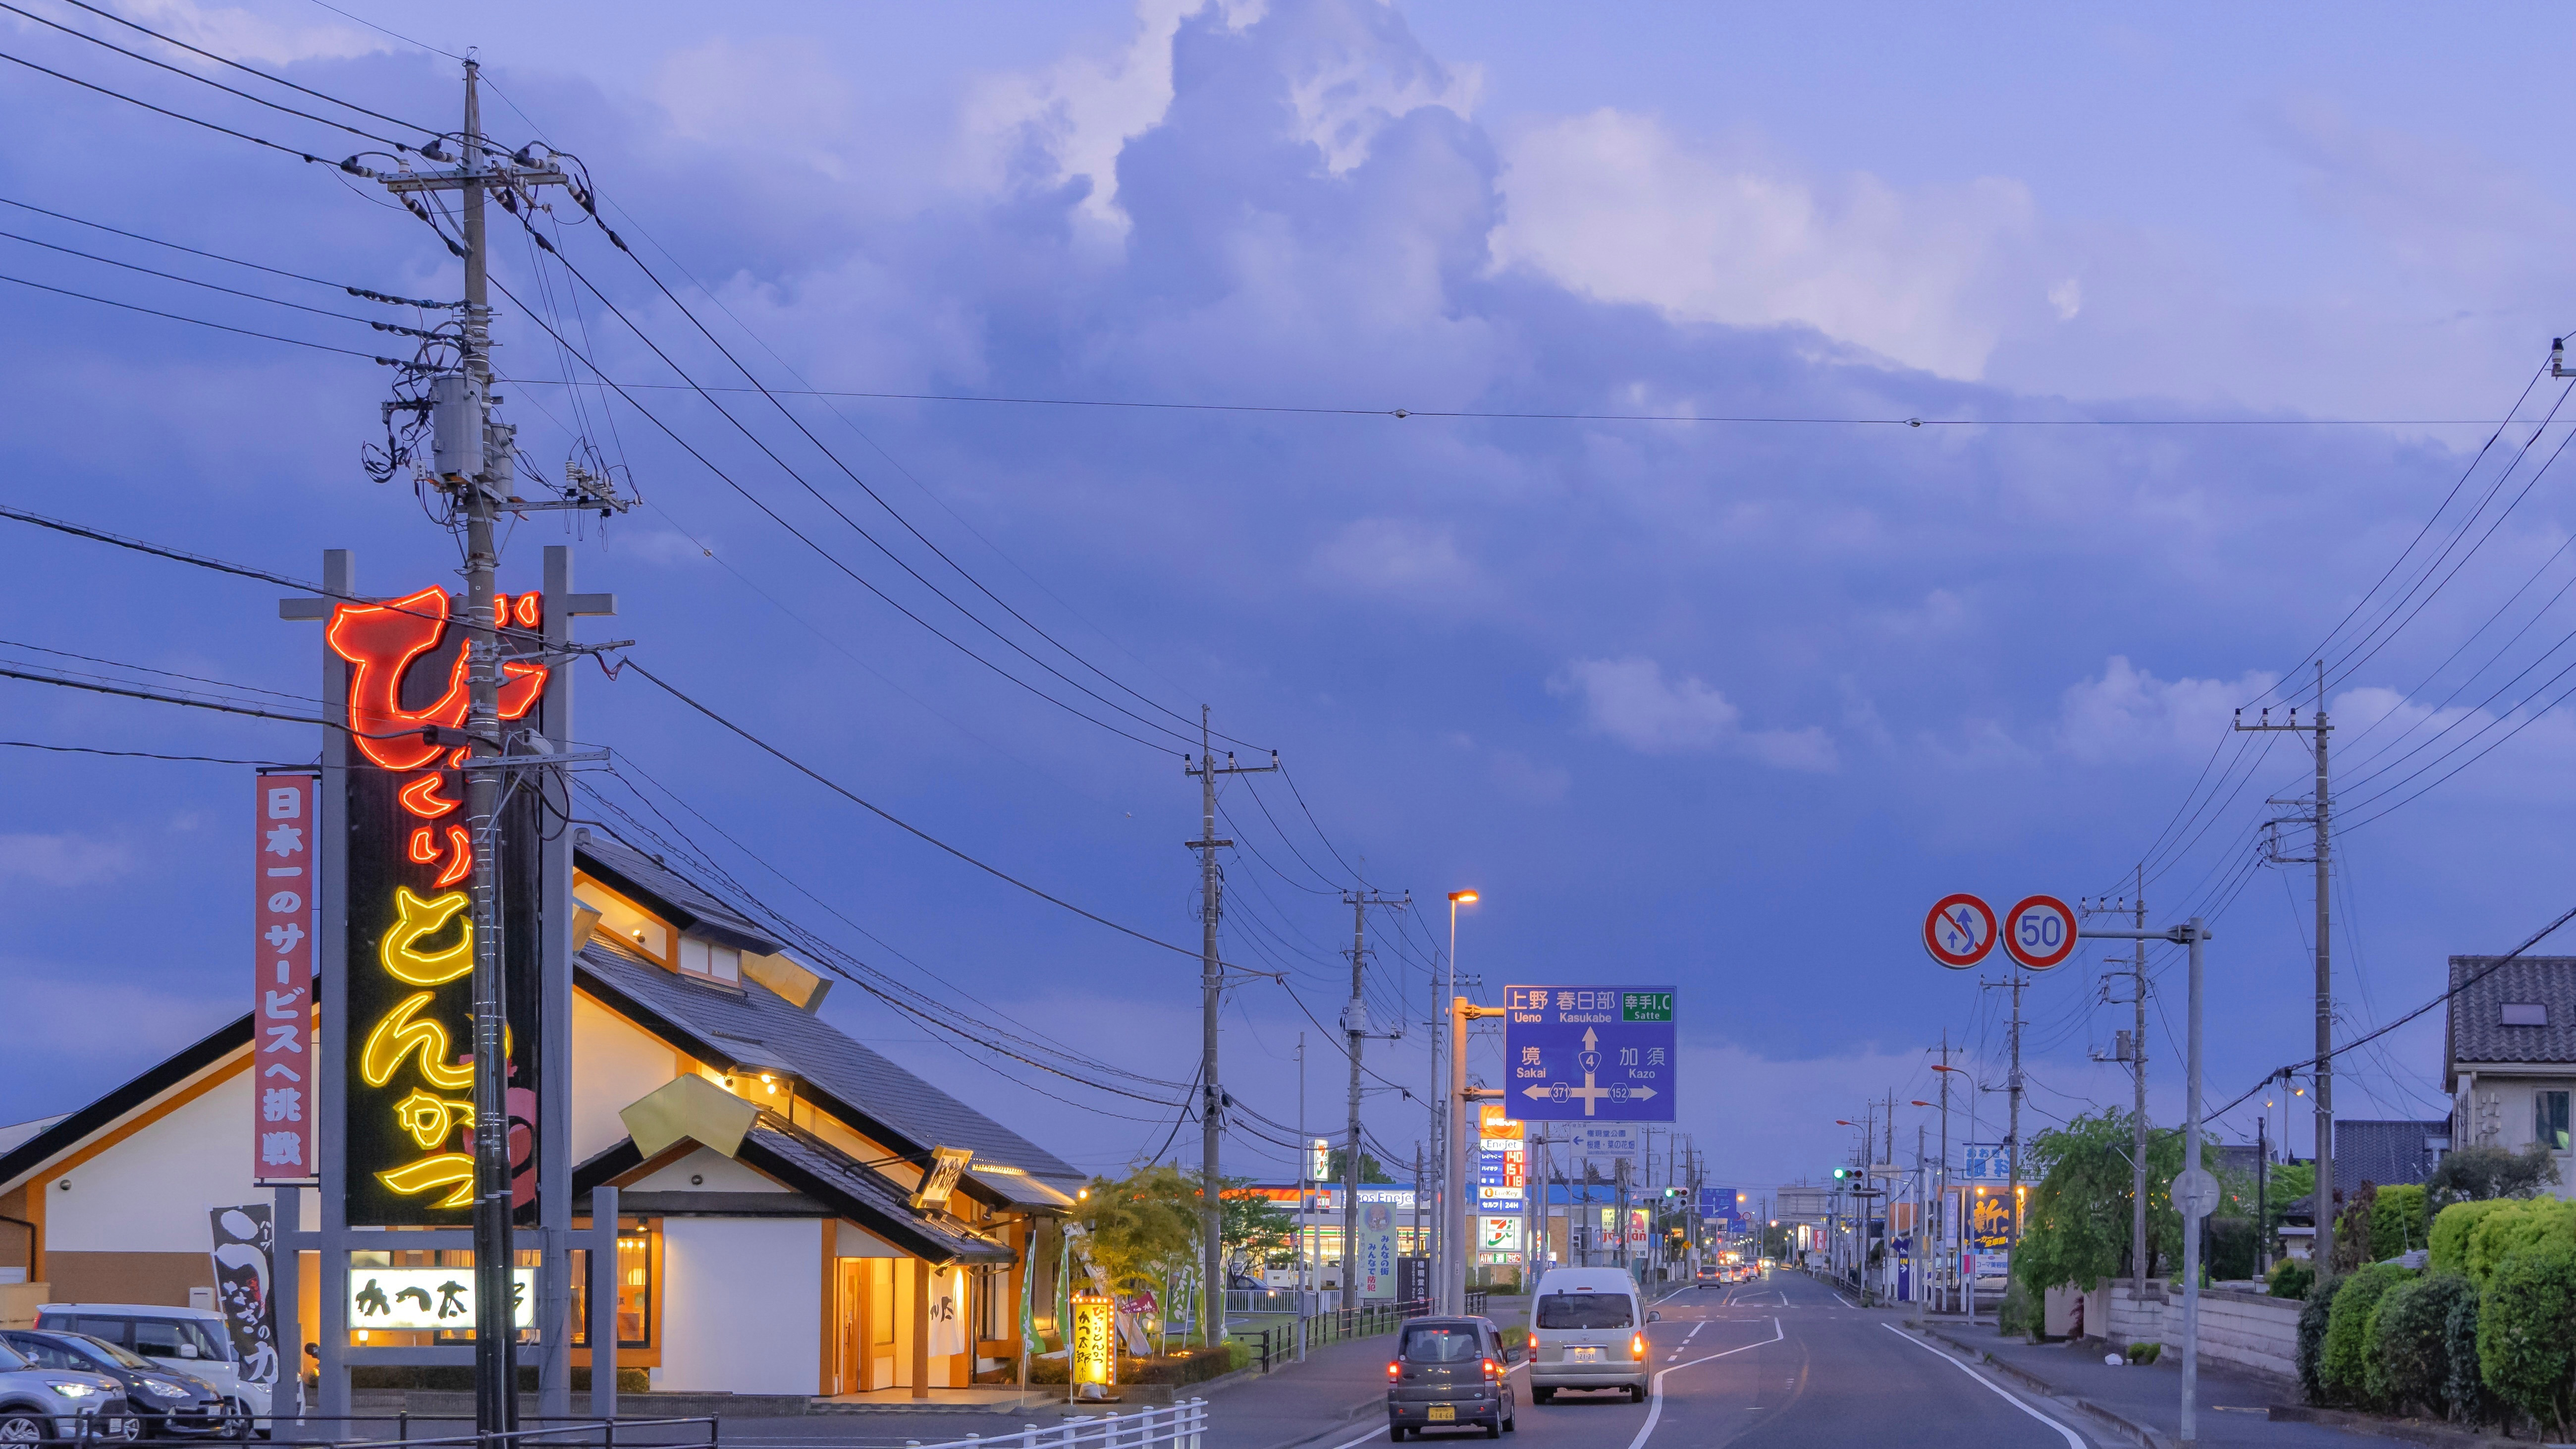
2056;657;2277;764
1309;517;1475;598
1488;748;1568;804
0;834;132;889
1551;658;1835;771
1491;109;2038;379
98;0;387;66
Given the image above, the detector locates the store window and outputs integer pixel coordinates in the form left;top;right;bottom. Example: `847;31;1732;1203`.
2537;1091;2572;1154
571;1220;654;1348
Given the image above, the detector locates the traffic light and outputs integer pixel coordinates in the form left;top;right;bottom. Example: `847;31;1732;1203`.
1830;1167;1849;1180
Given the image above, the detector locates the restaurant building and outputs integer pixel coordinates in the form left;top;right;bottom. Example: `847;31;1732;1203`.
0;831;1085;1397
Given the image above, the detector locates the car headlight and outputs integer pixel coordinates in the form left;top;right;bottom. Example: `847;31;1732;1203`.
142;1379;190;1398
49;1382;99;1397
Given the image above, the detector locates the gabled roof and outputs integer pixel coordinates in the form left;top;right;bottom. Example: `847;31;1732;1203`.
573;1112;1015;1266
578;833;781;956
2334;1119;2451;1189
0;1013;249;1195
2447;956;2576;1082
576;938;1085;1200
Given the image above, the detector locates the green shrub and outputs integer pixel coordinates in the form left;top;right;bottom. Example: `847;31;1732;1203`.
2207;1216;2259;1281
2297;1281;2336;1405
2365;1271;2471;1415
2372;1185;2427;1260
2126;1340;2161;1364
2430;1199;2515;1277
2477;1241;2576;1433
2444;1286;2494;1430
2465;1197;2576;1290
2268;1258;2315;1301
2320;1262;2413;1404
1997;1278;2035;1339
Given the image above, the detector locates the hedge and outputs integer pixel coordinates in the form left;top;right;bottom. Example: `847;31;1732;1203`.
2371;1185;2427;1260
2319;1262;2413;1404
2429;1199;2516;1277
2445;1288;2495;1431
2296;1280;2335;1405
2464;1197;2576;1291
2364;1271;2471;1416
2477;1241;2576;1433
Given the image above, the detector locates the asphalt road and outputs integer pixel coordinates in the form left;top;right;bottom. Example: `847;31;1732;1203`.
1293;1271;2093;1449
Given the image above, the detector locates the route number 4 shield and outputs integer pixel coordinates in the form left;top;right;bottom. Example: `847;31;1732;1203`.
1924;894;1996;969
2002;894;2079;971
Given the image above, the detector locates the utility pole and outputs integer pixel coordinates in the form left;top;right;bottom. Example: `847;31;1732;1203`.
1184;714;1278;1349
375;63;578;1441
1931;1034;1956;1313
1981;973;2028;1298
2237;665;2333;1274
1340;890;1407;1312
2133;877;2149;1297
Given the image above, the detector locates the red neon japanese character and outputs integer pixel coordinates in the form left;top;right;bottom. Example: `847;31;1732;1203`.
327;587;549;771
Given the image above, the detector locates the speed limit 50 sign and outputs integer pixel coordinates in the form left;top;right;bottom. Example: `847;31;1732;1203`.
2001;894;2078;970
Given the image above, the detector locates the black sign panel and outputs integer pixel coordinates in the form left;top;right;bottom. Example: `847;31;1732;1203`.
338;591;546;1228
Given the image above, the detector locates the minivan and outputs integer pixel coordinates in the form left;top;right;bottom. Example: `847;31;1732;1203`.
1385;1315;1513;1439
35;1306;266;1433
1525;1270;1654;1403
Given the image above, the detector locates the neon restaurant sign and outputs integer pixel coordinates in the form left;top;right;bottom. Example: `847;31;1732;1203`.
328;586;549;1227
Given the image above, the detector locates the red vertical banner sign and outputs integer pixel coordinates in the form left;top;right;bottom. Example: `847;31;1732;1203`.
254;772;320;1184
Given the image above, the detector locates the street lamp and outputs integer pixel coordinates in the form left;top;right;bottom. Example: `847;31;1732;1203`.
1440;889;1479;1313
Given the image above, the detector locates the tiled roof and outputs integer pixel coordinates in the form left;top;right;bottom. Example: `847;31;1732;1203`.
578;832;781;955
745;1113;1015;1264
2448;956;2576;1075
2333;1119;2451;1188
577;935;1084;1198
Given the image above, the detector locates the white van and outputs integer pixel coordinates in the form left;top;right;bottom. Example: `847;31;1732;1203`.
1525;1270;1656;1404
36;1305;268;1432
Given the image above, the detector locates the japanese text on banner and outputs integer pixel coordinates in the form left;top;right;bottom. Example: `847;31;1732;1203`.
253;773;318;1183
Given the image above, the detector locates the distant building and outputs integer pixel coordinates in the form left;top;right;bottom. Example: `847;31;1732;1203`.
2446;955;2576;1202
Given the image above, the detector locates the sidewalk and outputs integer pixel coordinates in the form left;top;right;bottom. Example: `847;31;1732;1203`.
1200;1331;1414;1449
1917;1321;2491;1448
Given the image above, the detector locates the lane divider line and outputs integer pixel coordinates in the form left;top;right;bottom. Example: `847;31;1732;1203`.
1621;1315;1784;1449
1877;1324;2087;1449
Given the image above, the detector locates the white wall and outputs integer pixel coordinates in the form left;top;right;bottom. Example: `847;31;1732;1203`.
571;994;678;1163
47;1067;265;1252
654;1217;820;1394
631;1148;783;1195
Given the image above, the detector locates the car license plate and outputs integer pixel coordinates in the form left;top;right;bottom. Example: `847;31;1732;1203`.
1428;1405;1455;1422
1571;1346;1604;1362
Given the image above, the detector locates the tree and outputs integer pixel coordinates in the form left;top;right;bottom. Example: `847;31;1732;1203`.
1072;1166;1199;1301
1324;1148;1393;1184
1212;1176;1296;1279
2014;1109;2233;1294
2331;1182;2379;1275
2425;1143;2560;1220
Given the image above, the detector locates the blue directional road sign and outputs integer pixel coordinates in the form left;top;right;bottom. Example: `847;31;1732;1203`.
1697;1186;1743;1229
1503;985;1676;1122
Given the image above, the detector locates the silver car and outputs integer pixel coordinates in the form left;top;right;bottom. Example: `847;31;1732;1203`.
0;1333;134;1445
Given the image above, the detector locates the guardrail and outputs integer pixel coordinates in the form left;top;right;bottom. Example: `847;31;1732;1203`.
68;1413;721;1449
915;1399;1206;1449
1227;1292;1522;1374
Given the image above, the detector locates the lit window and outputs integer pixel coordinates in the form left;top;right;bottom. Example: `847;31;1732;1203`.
2538;1091;2571;1154
575;873;672;968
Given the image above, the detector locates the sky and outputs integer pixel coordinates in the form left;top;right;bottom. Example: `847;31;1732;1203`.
5;0;2576;1194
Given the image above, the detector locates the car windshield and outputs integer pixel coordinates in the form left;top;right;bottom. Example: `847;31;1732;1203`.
1535;1293;1634;1330
74;1335;155;1371
1399;1326;1483;1363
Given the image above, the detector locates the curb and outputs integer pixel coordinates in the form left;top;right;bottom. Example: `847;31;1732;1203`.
1917;1325;2171;1449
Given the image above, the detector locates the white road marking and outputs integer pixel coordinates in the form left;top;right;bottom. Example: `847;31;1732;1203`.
1878;1324;2088;1449
1619;1316;1785;1449
1684;1322;1705;1343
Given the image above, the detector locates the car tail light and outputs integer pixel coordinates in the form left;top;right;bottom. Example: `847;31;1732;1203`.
1630;1333;1647;1360
1482;1358;1499;1381
1387;1361;1400;1380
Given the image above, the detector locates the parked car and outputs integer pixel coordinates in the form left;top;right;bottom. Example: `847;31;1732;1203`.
1526;1269;1654;1404
2;1331;233;1440
1385;1315;1513;1439
0;1332;134;1445
33;1306;266;1432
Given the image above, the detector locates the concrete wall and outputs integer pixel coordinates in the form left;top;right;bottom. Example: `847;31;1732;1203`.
653;1217;821;1394
2106;1282;2299;1382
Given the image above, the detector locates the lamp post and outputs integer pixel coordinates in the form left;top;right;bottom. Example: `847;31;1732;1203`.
1441;890;1478;1313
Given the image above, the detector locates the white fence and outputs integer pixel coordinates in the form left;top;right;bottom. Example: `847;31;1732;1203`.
907;1399;1208;1449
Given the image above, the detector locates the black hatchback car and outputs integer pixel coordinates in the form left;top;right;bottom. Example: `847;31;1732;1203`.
0;1331;234;1439
1386;1315;1515;1440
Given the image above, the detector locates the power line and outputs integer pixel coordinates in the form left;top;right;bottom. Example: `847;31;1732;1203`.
45;0;442;136
0;269;418;365
0;227;441;335
0;193;454;306
0;738;305;765
0;43;387;171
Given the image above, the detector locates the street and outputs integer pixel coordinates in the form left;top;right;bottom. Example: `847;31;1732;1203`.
1252;1273;2089;1449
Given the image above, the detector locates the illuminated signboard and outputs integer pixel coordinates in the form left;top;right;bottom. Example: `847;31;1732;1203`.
348;1266;537;1331
1071;1292;1116;1388
330;586;548;1227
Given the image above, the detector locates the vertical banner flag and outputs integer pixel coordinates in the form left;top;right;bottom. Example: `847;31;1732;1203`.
253;773;318;1183
329;587;549;1226
207;1206;281;1397
1358;1197;1396;1298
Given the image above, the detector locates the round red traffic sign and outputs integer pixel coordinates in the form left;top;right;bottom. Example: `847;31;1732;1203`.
1924;894;1997;969
2002;894;2079;970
